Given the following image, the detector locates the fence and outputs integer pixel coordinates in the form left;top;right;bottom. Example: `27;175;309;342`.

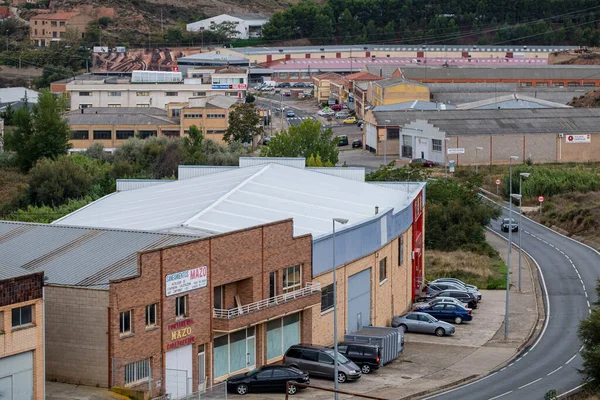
153;382;228;400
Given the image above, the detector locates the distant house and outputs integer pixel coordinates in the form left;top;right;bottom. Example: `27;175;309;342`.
186;13;270;39
30;11;93;47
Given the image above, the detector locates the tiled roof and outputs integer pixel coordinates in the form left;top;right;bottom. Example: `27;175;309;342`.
31;11;79;20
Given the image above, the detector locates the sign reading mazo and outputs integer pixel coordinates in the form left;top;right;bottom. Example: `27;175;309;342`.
166;266;208;296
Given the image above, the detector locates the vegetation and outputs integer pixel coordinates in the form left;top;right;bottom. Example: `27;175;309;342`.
260;119;339;166
262;0;600;46
504;165;600;198
224;103;264;144
579;279;600;382
366;162;432;182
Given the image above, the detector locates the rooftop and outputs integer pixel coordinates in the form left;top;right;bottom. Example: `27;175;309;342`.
375;77;428;89
0;87;39;104
31;11;79;20
186;95;239;109
0;221;200;288
373;100;456;111
54;162;415;238
66;107;179;126
228;13;269;21
457;94;572;109
178;52;249;62
399;65;600;80
372;108;600;136
345;71;384;81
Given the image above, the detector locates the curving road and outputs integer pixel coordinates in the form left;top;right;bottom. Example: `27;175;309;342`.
425;200;598;400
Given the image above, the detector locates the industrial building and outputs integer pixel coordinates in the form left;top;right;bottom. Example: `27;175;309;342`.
186;14;270;39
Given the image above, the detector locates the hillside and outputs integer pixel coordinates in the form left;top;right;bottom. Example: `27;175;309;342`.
568;90;600;108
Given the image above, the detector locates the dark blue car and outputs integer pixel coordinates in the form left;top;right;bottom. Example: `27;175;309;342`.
419;303;473;324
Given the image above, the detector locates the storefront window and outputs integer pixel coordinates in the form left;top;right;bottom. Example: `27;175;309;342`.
230;330;247;373
213;335;229;378
213;327;256;379
266;313;300;360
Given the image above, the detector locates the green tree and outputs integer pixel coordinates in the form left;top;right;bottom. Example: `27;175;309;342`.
312;13;335;44
0;103;14;125
166;28;184;43
245;94;256;103
223;103;263;144
339;9;355;44
12;90;71;172
579;280;600;381
366;162;432;182
210;21;240;41
27;156;93;206
183;125;206;164
34;66;75;89
260;119;339;166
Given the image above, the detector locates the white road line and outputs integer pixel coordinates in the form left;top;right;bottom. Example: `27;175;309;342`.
518;378;543;389
565;353;578;364
558;383;590;399
488;391;513;400
500;367;506;371
585;291;588;298
587;300;591;308
421;372;498;399
580;345;585;352
547;366;562;376
508;363;514;367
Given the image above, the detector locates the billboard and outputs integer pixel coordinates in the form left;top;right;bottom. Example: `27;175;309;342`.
93;46;109;53
165;266;208;296
211;84;248;90
565;134;591;143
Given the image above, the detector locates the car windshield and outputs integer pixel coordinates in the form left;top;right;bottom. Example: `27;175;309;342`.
325;350;350;364
245;367;262;377
503;218;516;223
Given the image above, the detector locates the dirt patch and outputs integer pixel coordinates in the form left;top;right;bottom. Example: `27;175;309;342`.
568;89;600;108
425;250;507;290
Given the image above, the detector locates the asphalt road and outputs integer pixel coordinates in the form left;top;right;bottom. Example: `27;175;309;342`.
426;201;597;400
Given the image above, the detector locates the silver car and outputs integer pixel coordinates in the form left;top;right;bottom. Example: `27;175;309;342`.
283;344;362;383
392;312;456;337
413;296;469;311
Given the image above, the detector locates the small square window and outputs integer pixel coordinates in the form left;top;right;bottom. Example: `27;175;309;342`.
379;257;387;283
120;310;132;334
12;305;32;328
176;296;187;318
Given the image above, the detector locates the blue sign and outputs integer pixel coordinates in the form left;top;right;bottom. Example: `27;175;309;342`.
212;84;230;90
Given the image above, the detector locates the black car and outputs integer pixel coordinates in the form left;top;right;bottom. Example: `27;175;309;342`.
435;290;478;309
336;343;382;374
352;139;363;148
226;365;309;396
293;82;306;87
501;218;518;232
277;82;291;88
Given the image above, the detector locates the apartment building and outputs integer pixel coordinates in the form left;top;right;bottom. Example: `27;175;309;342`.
64;68;248;110
30;12;92;46
0;271;45;400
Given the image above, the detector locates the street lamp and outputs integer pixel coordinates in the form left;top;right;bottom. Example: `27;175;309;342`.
444;137;451;178
332;217;349;400
383;119;390;165
518;172;530;292
505;155;519;340
475;147;483;174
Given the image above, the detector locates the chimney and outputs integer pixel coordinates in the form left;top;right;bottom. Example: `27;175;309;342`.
375;206;379;215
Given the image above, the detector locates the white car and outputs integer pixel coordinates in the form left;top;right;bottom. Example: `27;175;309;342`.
413;296;469;311
318;109;335;116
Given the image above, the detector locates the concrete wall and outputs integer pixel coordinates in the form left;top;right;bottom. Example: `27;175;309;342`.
45;286;109;387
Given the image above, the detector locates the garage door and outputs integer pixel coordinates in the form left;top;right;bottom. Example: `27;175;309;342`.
347;269;371;333
0;351;33;400
165;345;193;399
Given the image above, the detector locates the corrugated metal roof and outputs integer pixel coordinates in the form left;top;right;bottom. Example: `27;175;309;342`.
0;261;27;280
372;108;600;136
0;221;202;288
0;87;39;104
375;77;428;89
457;94;572;109
55;163;413;237
67;108;178;126
116;179;175;191
400;65;600;80
373;100;456;111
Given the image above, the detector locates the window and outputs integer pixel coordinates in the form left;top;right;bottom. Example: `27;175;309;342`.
536;82;549;87
93;130;112;140
214;286;223;310
139;130;157;139
145;304;157;327
583;82;597;87
321;284;334;312
386;127;400;140
432;304;445;310
318;352;334;364
172;109;181;117
116;130;134;140
34;29;37;35
567;82;581;87
206;114;225;119
71;130;89;140
79;91;91;96
176;296;187;318
136;104;150;108
11;305;32;327
79;104;92;109
124;359;150;385
379;257;387;283
406;314;418;321
279;72;289;80
283;265;301;293
52;31;57;38
108;104;120;108
51;21;57;27
136;91;150;96
214;327;256;378
165;91;178;96
184;113;202;118
290;72;299;79
193;91;207;97
432;139;442;152
60;21;65;27
272;370;288;379
552;82;564;87
519;82;532;87
267;314;300;360
108;91;121;96
269;272;277;299
401;135;413;158
119;310;132;334
301;350;319;362
398;235;404;266
60;32;65;38
348;346;361;356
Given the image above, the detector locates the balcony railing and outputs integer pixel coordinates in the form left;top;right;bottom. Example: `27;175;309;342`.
213;282;321;319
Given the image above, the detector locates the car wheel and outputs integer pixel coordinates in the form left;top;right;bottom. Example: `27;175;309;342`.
361;364;372;374
454;316;463;324
337;372;347;383
435;327;445;337
236;384;249;395
399;324;408;333
288;383;298;395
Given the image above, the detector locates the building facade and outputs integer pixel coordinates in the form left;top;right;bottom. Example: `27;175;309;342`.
371;78;431;107
30;12;92;46
0;272;45;400
186;14;269;39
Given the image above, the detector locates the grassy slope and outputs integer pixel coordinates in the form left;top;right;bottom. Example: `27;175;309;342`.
425;250;507;290
0;168;27;216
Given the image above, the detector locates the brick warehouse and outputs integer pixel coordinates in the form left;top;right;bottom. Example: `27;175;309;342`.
0;271;45;400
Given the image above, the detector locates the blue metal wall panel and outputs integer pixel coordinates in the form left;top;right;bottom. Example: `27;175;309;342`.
348;269;371;333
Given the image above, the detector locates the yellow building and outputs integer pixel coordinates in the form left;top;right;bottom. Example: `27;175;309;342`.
313;72;343;103
0;272;45;400
370;77;430;107
30;11;92;47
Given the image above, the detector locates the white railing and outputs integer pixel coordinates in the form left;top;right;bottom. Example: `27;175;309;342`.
213;282;321;319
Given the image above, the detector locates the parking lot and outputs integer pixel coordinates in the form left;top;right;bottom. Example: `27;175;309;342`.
237;233;541;400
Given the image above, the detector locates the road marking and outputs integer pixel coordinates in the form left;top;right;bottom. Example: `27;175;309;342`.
565;353;578;364
580;345;584;352
500;367;506;371
421;372;498;399
508;363;514;367
547;366;562;376
558;383;591;398
518;377;543;389
587;300;591;308
488;391;513;400
585;291;588;298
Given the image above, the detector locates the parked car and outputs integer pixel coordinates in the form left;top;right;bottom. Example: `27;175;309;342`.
337;135;349;146
426;281;481;301
283;344;362;383
336;343;382;374
409;158;436;167
282;91;292;97
436;290;478;309
413;296;469;311
286;110;296;118
226;365;309;396
352;139;363;148
318;109;335;117
292;82;306;88
419;303;473;324
331;104;343;111
343;117;357;124
335;111;349;119
263;137;272;146
392;312;456;337
277;82;291;88
431;279;482;301
501;218;518;232
432;278;479;292
275;105;286;112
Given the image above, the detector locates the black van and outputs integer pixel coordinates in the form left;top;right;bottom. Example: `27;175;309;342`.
336;342;382;374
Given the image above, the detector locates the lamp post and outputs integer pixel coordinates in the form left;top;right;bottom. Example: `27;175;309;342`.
384;119;390;165
444;137;451;178
518;172;530;292
505;155;519;340
475;146;483;174
332;217;349;400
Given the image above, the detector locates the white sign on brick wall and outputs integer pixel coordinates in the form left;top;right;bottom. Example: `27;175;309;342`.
565;134;591;143
166;266;208;296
